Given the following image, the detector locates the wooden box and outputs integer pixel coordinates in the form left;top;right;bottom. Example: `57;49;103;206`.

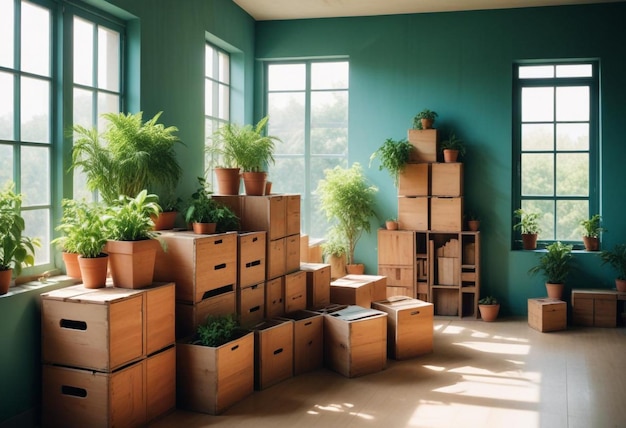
437;257;460;286
175;288;236;339
398;197;429;231
343;274;387;303
407;129;438;163
143;283;176;356
330;275;386;308
237;283;265;328
398;163;429;197
431;163;463;197
286;194;301;236
238;231;267;289
176;331;254;415
278;310;324;375
241;195;287;240
528;298;567;332
252;319;294;390
154;231;237;303
386;285;415;299
378;266;414;289
572;289;617;327
212;195;242;219
323;305;387;378
377;229;415;266
372;297;433;359
430;197;463;231
265;277;285;318
284;270;307;314
299;262;331;310
267;238;286;280
285;234;301;274
145;346;177;422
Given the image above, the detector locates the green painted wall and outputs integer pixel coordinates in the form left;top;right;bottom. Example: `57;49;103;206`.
255;3;626;316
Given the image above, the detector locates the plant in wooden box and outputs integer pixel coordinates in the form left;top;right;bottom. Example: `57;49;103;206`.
513;208;542;250
316;163;378;274
369;137;413;187
321;228;348;280
478;296;500;322
528;241;573;300
177;314;254;415
440;131;465;163
600;244;626;292
0;182;40;294
413;109;438;130
104;190;164;289
579;214;605;251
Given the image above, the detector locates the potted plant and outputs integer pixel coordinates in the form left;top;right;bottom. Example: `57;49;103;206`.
153;195;182;231
478;296;500;322
185;177;218;234
385;218;399;230
440;131;465;163
70;201;109;289
316;163;378;274
513;208;542;250
528;241;573;299
600;244;626;292
0;182;40;294
71;111;183;204
321;229;348;280
413;109;438;130
369;137;413;187
579;214;605;251
466;211;480;232
52;199;90;279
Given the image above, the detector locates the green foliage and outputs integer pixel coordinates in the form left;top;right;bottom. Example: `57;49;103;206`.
528;241;573;284
321;228;348;258
478;296;498;305
600;244;626;280
579;214;605;238
184;177;240;232
513;209;542;235
316;163;378;265
195;314;240;347
413;109;438;129
105;190;162;242
62;201;108;258
369;138;413;187
440;131;466;157
71;111;182;204
0;182;41;273
212;205;240;233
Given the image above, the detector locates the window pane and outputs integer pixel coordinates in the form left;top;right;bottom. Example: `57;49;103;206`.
556;200;587;241
0;145;13;184
556;86;589;121
23;208;50;265
522;87;554;122
519;65;554;79
268;92;305;154
557;123;588;151
556;64;592;78
73;87;93;128
205;79;215;117
0;71;14;140
311;91;348;155
0;0;13;68
312;62;349;89
268;64;305;91
205;45;215;79
310;156;347;238
521;153;553;196
73;17;94;86
21;145;50;205
98;26;120;91
272;157;304;195
21;76;50;143
218;51;229;84
97;92;119;118
21;1;50;76
556;153;588;196
218;83;229;120
521;124;553;151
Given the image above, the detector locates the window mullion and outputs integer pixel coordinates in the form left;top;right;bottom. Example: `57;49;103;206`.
304;61;312;235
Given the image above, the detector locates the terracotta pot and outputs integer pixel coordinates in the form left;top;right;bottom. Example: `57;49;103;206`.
0;269;12;295
346;263;365;275
214;168;241;195
522;233;538;250
327;254;346;280
242;172;267;196
443;149;459;163
265;181;272;195
421;118;434;129
479;304;500;322
468;220;480;232
152;211;178;231
385;220;398;230
546;282;564;300
616;278;626;292
104;239;159;289
582;236;599;251
78;255;108;289
62;252;82;279
192;222;217;235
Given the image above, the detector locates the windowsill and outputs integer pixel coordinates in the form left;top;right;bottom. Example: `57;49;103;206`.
0;275;80;299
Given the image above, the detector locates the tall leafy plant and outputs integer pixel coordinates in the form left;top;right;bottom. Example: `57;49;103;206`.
369;138;413;187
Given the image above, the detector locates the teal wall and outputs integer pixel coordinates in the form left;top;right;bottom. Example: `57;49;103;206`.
255;3;626;315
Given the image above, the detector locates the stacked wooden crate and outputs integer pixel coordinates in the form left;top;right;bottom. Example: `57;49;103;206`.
236;231;268;327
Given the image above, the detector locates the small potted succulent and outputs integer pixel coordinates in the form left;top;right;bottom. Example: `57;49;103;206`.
440;131;465;163
413;109;438;130
478;296;500;322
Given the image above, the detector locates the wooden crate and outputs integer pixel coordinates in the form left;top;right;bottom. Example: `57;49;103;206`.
237;283;265;328
212;195;243;220
437;257;460;286
238;231;267;289
431;162;463;197
176;331;254;415
154;231;237;303
143;283;176;356
299;262;331;310
286;194;301;236
398;197;429;231
284;270;307;314
528;298;567;332
267;238;286;280
372;297;433;359
252;319;294;390
572;289;617;327
241;195;287;240
430;197;463;231
378;266;414;289
175;287;236;339
343;274;386;303
265;277;285;319
330;275;386;308
145;346;176;422
285;234;301;274
377;229;415;266
386;285;415;299
278;310;324;375
323;305;387;378
407;129;438;163
432;288;459;316
398;163;429;197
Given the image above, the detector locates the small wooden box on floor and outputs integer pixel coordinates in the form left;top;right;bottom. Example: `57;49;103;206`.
407;129;438;163
237;282;265;328
528;298;567;332
398;163;429;197
175;287;236;339
398;196;429;230
323;305;387;378
571;289;617;327
238;231;267;288
252;319;294;390
431;163;463;197
176;331;254;415
300;262;331;310
330;275;386;308
372;297;434;359
430;197;463;231
278;310;324;375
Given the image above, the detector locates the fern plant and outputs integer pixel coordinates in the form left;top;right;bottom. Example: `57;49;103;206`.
528;241;573;284
600;244;626;280
369;138;413;187
195;314;240;347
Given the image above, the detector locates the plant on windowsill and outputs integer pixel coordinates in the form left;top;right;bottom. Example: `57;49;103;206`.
440;131;465;163
579;214;605;251
478;296;500;322
599;244;626;292
369;137;413;187
528;241;573;300
513;208;542;250
412;109;438;130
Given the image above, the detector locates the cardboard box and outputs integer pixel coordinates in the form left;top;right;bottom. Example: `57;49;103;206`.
286;194;301;236
241;195;287;240
278;310;324;375
323;305;387;378
265;277;285;319
176;331;254;415
284;270;307;314
285;234;301;274
398;197;429;231
372;297;433;359
267;238;286;280
330;275;386;308
430;197;463;231
528;298;567;332
299;262;331;310
407;129;438;163
252;319;294;390
431;162;463;197
398;163;429;197
175;288;236;339
238;231;267;288
237;283;265;328
572;289;617;327
154;231;237;303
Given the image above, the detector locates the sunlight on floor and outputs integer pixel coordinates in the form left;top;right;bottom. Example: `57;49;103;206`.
308;402;374;420
456;341;530;355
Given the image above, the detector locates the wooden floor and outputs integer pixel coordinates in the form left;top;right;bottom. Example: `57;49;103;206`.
149;318;626;428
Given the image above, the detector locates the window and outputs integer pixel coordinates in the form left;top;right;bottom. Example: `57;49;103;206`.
513;61;598;248
266;60;349;238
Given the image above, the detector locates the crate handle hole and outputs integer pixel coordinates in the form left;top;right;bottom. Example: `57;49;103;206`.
214;239;223;245
61;385;87;398
410;311;420;316
250;306;260;313
230;344;239;351
60;319;87;331
214;263;226;270
273;348;283;355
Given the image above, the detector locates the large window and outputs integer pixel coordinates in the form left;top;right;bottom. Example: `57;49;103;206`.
513;61;598;248
266;60;349;238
